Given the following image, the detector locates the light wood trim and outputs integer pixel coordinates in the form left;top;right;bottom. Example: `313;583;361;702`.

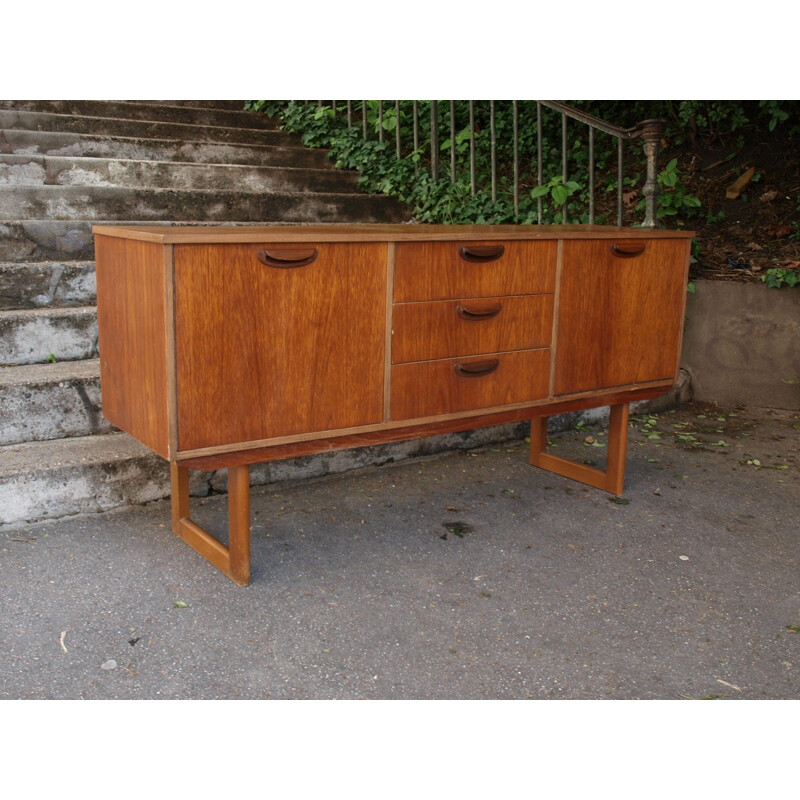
604;403;630;495
673;239;693;379
174;379;674;461
384;242;395;421
548;239;564;398
529;402;629;495
170;462;189;532
227;465;251;585
169;462;252;586
179;387;665;471
92;223;695;245
163;245;178;459
176;517;232;575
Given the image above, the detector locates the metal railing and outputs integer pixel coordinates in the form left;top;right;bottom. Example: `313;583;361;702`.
305;100;665;227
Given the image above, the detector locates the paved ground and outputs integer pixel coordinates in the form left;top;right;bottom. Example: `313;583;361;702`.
1;401;798;700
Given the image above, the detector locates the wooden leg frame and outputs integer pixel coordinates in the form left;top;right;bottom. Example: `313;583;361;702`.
529;402;630;496
170;463;252;585
166;403;629;584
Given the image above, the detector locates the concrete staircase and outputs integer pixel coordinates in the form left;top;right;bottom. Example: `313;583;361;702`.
0;100;410;527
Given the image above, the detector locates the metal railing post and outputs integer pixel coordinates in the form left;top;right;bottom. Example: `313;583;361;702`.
638;119;665;228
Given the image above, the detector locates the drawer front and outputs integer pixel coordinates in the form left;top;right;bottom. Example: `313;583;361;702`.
392;294;553;364
391;349;551;421
393;240;557;301
174;241;387;451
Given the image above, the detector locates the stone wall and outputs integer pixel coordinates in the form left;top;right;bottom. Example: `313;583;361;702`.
681;280;800;410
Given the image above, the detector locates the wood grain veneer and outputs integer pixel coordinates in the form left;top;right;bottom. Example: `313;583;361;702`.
393;240;557;301
391;349;551;420
95;235;170;458
392;294;554;364
92;223;694;585
554;238;691;395
174;242;387;451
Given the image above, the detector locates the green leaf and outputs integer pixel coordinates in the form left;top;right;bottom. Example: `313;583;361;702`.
552;184;568;206
687;281;696;294
531;185;550;199
173;601;189;608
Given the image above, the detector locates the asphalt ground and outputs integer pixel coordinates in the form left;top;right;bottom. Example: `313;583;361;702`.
2;400;797;797
2;401;798;702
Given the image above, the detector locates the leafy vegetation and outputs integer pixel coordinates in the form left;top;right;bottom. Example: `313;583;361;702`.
246;101;655;226
247;100;798;230
247;101;800;287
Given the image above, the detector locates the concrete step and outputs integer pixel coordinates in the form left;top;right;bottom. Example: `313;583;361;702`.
0;260;95;308
0;128;332;168
130;100;248;111
0;100;278;130
0;306;97;365
0;109;291;148
0;420;528;528
0;358;110;445
0;186;409;224
0;432;211;527
0;153;359;193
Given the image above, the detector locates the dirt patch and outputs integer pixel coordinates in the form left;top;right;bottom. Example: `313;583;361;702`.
549;401;800;478
671;129;800;284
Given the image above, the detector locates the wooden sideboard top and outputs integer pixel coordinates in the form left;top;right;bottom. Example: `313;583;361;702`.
92;223;695;244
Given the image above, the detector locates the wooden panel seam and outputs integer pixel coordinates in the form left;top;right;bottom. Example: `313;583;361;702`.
164;244;178;459
548;239;564;398
384;242;395;422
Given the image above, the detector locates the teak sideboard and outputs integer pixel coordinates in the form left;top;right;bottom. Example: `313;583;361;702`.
93;224;693;585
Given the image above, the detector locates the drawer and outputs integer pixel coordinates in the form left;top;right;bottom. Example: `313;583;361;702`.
393;239;557;302
391;349;551;420
392;294;553;364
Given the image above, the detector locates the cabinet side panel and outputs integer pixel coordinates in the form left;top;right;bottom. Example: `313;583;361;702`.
95;236;170;458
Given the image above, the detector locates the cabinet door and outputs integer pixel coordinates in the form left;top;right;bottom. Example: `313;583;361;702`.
554;238;689;395
174;242;387;451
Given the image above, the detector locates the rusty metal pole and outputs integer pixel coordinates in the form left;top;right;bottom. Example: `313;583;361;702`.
638;119;665;228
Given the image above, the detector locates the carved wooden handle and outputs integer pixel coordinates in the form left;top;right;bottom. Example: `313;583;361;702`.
257;248;318;268
456;303;502;321
454;358;500;378
610;242;646;259
458;245;505;263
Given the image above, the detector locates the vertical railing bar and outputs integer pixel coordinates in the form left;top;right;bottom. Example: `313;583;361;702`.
378;100;384;144
347;101;352;128
450;100;456;182
513;100;519;218
617;137;624;226
490;100;497;204
469;100;476;196
332;101;336;118
588;125;595;224
561;112;568;225
395;100;401;159
362;101;367;140
431;100;439;181
536;102;543;224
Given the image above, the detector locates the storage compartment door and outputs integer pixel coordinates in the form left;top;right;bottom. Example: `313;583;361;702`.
554;238;690;395
174;242;387;451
